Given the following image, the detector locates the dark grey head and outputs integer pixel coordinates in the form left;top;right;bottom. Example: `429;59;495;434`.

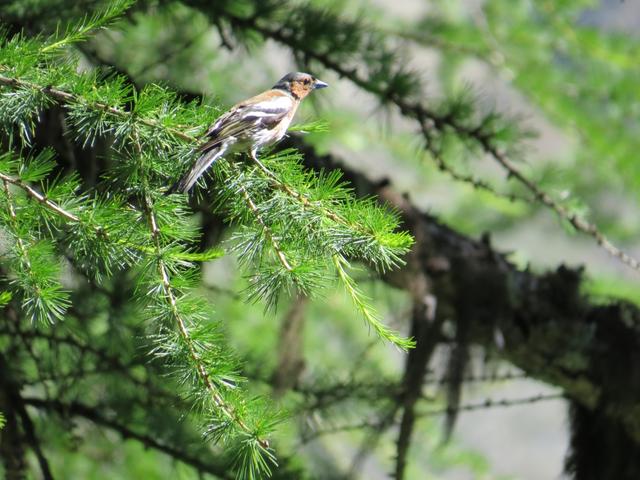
273;72;328;99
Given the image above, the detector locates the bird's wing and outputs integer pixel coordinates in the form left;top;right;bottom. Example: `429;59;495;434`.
200;92;293;152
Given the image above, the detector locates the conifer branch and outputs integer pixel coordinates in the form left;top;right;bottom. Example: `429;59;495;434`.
0;171;80;222
249;157;347;227
298;415;392;445
0;170;182;259
230;158;413;348
2;179;32;269
247;155;412;272
300;393;563;444
0;355;54;480
142;189;271;451
232;165;293;273
0;74;196;143
420;128;532;204
0;326;176;400
1;178;70;323
11;391;54;480
292;371;531;413
40;0;134;54
333;254;414;351
128;113;273;455
221;11;640;274
0;33;413;472
430;371;529;385
473;137;640;271
0;327;126;369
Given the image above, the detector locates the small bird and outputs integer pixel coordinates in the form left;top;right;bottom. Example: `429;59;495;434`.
169;72;328;193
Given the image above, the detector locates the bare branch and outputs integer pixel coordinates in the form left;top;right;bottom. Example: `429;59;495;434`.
416;392;565;418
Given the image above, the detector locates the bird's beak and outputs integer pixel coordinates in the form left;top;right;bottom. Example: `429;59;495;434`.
313;79;329;89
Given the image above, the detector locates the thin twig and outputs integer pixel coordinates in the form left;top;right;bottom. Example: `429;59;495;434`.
416;392;565;418
476;137;640;270
428;370;528;385
1;172;80;222
420;125;531;203
0;327;177;401
300;392;564;444
299;415;390;445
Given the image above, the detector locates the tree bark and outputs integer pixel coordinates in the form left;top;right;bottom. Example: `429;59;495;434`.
291;137;640;469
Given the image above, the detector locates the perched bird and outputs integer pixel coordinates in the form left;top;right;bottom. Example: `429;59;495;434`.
169;72;328;193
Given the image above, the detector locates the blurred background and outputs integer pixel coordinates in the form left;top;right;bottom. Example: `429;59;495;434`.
2;0;640;479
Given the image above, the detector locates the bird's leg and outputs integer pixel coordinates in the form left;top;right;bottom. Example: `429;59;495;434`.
250;148;270;173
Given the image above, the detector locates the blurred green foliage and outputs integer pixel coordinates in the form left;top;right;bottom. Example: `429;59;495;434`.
1;0;639;479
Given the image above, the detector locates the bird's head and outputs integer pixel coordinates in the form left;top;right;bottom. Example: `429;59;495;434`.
273;72;328;100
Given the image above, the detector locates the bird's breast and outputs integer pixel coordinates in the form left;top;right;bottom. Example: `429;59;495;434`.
253;103;298;147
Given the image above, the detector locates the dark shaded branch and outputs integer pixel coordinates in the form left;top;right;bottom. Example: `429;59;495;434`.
272;293;308;396
395;283;441;479
417;392;565;418
0;355;53;480
0;386;26;480
286;137;640;447
0;327;183;406
566;400;640;480
301;392;564;445
13;395;54;480
22;397;232;479
295;379;401;413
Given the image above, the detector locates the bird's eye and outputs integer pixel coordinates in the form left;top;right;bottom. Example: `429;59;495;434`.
303;78;310;85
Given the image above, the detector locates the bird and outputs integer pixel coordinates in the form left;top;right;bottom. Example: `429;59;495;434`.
169;72;328;193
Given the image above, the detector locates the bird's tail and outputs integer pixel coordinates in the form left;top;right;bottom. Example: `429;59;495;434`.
167;144;227;194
